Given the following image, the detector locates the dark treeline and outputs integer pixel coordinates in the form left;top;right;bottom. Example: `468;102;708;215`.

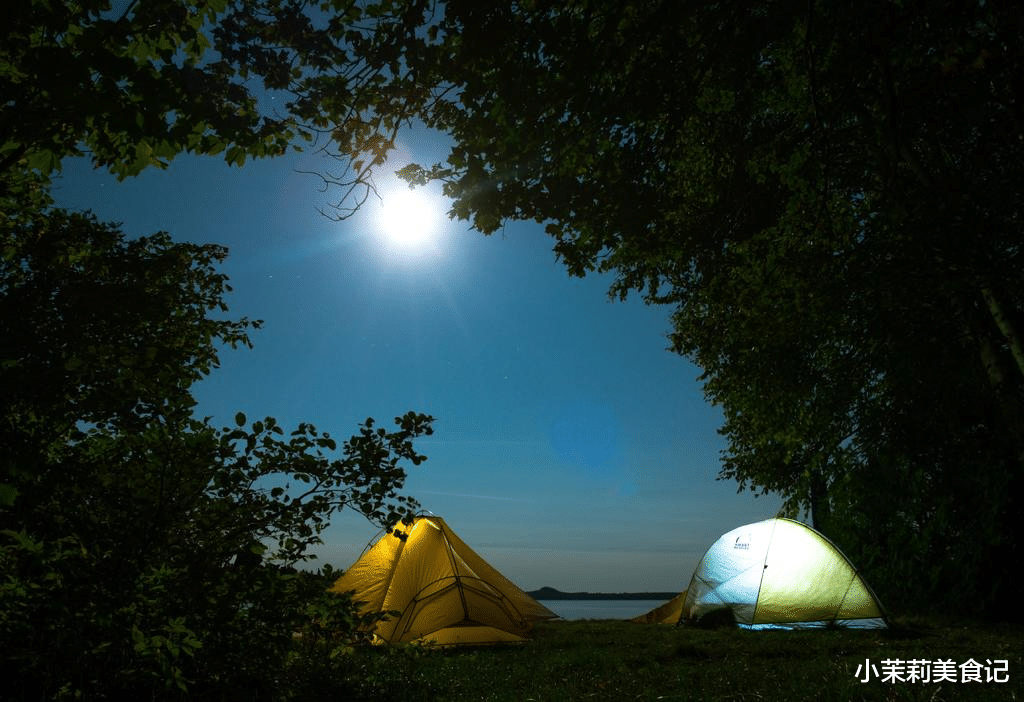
528;587;680;601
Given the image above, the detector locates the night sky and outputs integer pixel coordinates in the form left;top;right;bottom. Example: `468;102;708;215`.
52;127;781;593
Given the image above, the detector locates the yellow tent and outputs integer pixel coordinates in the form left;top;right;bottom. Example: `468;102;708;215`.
330;515;558;645
630;590;688;624
682;517;888;628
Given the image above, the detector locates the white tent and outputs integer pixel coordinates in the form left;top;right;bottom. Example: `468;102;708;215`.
681;517;887;629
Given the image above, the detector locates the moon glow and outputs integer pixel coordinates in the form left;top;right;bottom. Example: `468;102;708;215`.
374;180;444;253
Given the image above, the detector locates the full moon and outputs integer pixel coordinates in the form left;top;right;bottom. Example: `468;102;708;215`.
373;178;446;253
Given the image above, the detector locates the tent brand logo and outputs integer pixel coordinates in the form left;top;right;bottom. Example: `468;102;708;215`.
733;534;752;550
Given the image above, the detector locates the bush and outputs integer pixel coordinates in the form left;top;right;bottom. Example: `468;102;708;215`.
0;210;432;700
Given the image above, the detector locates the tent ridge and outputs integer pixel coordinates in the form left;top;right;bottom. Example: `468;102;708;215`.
330;515;557;645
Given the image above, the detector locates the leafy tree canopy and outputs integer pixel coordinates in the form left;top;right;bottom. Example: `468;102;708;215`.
0;207;434;698
1;0;433;214
335;0;1024;615
1;2;442;696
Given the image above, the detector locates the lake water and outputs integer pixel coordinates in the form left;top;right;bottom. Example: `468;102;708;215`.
541;599;671;621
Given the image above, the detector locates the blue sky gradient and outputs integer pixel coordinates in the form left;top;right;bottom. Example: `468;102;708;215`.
52;130;781;593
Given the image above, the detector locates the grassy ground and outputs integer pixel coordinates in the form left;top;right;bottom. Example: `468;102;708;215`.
333;618;1022;701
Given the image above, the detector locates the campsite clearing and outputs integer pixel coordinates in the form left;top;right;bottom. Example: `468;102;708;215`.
330;618;1021;701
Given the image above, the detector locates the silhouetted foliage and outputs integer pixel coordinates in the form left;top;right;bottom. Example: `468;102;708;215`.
334;0;1024;617
1;0;432;213
0;209;433;699
1;2;438;698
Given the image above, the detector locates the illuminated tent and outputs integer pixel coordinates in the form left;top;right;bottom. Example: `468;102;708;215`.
330;515;558;645
681;517;887;629
631;590;688;624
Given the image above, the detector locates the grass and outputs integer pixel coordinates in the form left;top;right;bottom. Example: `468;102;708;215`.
329;617;1022;701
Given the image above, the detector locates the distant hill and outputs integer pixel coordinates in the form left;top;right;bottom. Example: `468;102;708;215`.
528;586;678;601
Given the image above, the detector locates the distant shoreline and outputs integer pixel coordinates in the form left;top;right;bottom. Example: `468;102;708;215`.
528;587;677;601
